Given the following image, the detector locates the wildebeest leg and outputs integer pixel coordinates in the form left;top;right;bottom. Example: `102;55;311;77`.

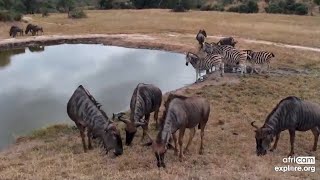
154;109;159;130
87;129;93;150
172;132;178;156
270;133;280;151
288;129;295;156
141;113;150;142
311;127;319;151
77;124;87;152
184;127;195;154
178;128;186;161
199;124;206;155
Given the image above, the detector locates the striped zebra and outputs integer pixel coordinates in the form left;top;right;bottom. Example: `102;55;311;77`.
185;52;224;81
243;50;275;74
203;42;248;75
67;85;123;156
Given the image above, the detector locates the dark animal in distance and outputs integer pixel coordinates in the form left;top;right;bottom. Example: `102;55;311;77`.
251;96;320;156
196;29;207;48
114;83;162;146
147;94;210;168
67;85;123;156
217;37;237;47
9;26;23;38
25;24;43;36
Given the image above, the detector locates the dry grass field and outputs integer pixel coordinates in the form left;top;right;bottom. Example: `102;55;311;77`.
0;9;320;47
0;9;320;180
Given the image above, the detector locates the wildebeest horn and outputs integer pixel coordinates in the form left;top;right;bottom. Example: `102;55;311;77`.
251;121;259;129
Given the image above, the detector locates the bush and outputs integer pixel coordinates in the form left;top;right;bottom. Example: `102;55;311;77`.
68;9;87;19
112;1;135;9
41;8;49;17
265;0;308;15
0;10;22;21
171;4;187;12
200;4;224;11
227;1;258;13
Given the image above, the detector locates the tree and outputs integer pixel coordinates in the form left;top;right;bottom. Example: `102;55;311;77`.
99;0;113;9
57;0;75;16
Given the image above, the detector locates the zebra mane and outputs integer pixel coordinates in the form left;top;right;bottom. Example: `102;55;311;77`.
264;96;301;125
78;85;109;120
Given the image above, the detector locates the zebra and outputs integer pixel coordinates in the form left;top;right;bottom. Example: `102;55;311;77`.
202;42;235;55
243;50;275;74
217;37;237;47
185;52;224;82
67;85;123;156
196;29;207;48
251;96;320;156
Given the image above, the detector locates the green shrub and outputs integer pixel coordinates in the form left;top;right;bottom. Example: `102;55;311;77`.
0;10;22;21
227;6;239;12
265;0;308;15
293;3;308;15
227;1;258;13
265;3;284;13
68;9;87;19
200;4;224;11
171;4;187;12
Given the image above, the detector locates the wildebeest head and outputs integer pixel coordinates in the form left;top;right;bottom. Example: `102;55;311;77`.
102;122;123;156
185;52;198;66
113;112;145;146
146;133;167;168
251;121;274;156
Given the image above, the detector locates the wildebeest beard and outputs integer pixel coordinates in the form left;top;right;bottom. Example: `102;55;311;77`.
113;134;124;156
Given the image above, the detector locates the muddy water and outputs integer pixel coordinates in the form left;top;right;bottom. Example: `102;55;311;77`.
0;44;195;149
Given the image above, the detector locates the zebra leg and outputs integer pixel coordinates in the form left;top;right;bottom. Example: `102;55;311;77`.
220;63;224;77
87;129;93;150
251;63;255;74
288;129;295;156
195;69;198;82
270;133;280;151
184;127;195;154
311;127;319;151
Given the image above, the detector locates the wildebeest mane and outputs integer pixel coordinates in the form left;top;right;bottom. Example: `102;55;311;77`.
264;96;301;125
78;85;109;120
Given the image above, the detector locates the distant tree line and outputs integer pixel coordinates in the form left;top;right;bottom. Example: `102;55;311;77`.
0;0;318;21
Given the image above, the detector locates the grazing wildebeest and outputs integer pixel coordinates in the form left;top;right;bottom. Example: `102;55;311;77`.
147;94;210;168
9;26;23;38
114;83;162;146
25;24;43;36
67;85;123;156
217;37;237;47
251;96;320;157
196;29;207;48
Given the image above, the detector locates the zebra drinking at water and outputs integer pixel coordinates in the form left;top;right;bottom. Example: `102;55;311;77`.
185;52;224;82
251;96;320;157
243;50;275;74
67;85;123;156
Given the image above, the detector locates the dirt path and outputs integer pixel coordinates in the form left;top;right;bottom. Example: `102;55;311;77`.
1;33;320;53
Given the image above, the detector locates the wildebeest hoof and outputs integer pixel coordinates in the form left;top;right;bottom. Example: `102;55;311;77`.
287;152;294;157
199;149;204;155
88;146;93;150
183;149;190;154
312;147;317;151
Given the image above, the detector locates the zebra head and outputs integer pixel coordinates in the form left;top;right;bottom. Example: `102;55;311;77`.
185;52;198;66
113;112;146;146
251;121;274;156
102;122;123;156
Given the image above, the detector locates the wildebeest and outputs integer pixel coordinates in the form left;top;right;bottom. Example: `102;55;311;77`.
196;29;207;48
67;85;123;156
25;24;43;36
9;26;23;38
114;83;162;146
251;96;320;156
217;37;237;47
147;94;210;168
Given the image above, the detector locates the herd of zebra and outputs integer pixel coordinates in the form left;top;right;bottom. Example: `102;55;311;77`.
67;82;320;168
9;24;43;38
186;29;275;82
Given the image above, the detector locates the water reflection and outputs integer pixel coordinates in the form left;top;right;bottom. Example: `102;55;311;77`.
0;44;194;149
0;48;25;68
28;46;45;52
